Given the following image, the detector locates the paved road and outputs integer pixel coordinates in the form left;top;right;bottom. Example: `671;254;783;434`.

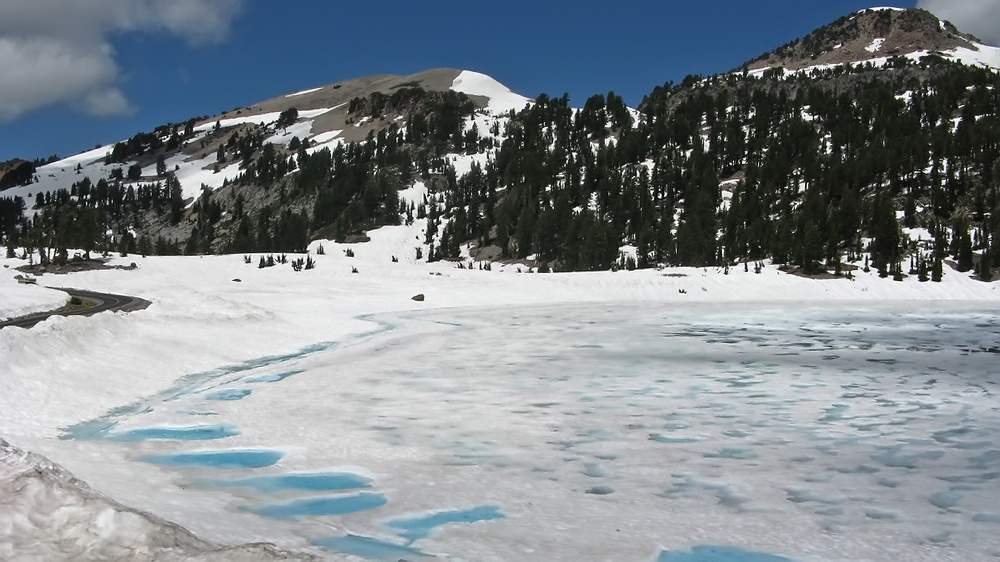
0;287;150;329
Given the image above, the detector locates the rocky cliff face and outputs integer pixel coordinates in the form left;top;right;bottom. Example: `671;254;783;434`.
743;8;985;71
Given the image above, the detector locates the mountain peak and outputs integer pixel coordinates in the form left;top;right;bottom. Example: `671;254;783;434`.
742;7;998;72
188;68;528;147
451;70;531;114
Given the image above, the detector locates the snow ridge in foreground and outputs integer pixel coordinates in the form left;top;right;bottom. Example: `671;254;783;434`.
0;438;317;562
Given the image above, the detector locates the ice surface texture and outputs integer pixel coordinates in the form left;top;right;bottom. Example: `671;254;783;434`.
45;303;1000;561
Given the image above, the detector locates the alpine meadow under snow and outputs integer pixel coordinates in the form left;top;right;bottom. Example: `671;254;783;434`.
2;6;1000;562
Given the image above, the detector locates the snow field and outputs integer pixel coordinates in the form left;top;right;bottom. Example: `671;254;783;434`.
2;222;999;560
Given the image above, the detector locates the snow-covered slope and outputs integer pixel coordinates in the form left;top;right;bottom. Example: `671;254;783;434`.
0;68;534;208
942;41;1000;69
450;70;531;114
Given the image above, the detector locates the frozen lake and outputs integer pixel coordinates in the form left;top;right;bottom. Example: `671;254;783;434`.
59;302;1000;561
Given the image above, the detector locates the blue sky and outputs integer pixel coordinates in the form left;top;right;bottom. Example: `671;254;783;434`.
2;0;975;163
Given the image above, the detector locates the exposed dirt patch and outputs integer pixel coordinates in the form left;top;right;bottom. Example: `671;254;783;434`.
780;263;859;280
16;259;138;276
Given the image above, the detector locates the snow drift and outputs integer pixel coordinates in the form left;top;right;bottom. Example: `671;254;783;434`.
0;438;319;562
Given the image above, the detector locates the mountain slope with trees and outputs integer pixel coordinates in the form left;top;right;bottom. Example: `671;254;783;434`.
1;8;997;281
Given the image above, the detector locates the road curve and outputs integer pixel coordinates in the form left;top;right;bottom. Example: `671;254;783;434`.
0;287;151;329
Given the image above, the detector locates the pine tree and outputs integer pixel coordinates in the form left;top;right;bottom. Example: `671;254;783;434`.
956;224;974;272
932;250;944;282
976;252;992;281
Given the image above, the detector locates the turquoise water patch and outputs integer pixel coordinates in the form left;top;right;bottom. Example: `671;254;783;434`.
658;545;796;561
928;531;952;542
68;340;343;426
142;449;283;469
650;434;701;443
386;505;505;543
245;369;305;383
59;421;238;442
871;445;945;468
661;479;749;510
203;472;372;493
831;465;880;474
105;424;239;442
969;450;1000;469
785;487;843;505
251;493;388;519
57;319;398;441
705;448;758;460
205;389;252;401
865;509;901;520
818;404;849;422
314;535;425;559
58;420;119;440
929;491;962;509
932;426;976;443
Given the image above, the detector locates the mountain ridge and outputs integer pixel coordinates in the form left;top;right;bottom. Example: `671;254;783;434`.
741;7;1000;73
204;68;488;145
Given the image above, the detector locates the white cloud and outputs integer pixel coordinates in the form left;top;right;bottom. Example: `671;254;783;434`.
0;0;244;121
918;0;1000;46
0;36;129;121
115;0;247;45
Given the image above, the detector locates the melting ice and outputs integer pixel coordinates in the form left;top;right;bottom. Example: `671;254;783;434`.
53;302;1000;561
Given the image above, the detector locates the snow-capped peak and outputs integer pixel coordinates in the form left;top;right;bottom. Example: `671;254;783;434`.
450;70;531;114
